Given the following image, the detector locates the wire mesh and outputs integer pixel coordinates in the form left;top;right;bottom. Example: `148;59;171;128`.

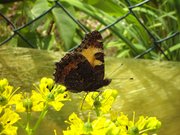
0;0;179;60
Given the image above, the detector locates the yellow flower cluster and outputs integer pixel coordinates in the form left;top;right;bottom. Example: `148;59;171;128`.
0;78;161;135
62;89;161;135
0;108;20;135
0;79;20;135
82;89;118;116
13;77;70;112
63;112;161;135
0;77;70;135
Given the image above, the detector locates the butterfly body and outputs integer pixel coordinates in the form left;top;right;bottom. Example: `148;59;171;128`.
54;31;111;93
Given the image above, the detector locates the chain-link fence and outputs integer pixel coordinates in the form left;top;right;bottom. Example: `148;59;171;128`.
0;0;180;60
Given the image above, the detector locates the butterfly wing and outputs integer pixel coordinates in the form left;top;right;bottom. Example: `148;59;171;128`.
54;52;94;92
73;31;105;81
54;31;111;92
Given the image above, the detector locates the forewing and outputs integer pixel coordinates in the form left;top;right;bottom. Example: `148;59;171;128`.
54;53;95;92
73;30;105;80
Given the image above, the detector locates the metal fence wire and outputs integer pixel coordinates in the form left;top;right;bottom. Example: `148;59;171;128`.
0;0;180;60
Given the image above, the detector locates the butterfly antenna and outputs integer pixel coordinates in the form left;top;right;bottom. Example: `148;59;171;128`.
80;92;89;110
106;63;123;78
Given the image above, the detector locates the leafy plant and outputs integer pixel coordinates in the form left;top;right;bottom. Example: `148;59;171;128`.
0;0;179;60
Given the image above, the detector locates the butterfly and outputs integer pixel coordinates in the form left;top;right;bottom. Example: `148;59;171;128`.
54;30;111;93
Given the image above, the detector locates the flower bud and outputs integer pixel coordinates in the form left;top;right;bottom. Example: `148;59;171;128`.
47;93;55;101
83;121;93;133
0;79;8;93
23;98;33;112
146;117;161;130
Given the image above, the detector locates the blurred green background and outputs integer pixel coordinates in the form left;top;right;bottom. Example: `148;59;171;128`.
0;0;180;60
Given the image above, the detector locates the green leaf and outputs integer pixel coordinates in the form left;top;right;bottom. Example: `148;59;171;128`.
31;0;50;17
91;0;125;16
163;43;180;57
52;5;76;50
17;31;38;48
169;43;180;51
83;0;101;5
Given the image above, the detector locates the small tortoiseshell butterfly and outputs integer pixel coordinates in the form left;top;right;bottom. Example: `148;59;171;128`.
54;30;111;93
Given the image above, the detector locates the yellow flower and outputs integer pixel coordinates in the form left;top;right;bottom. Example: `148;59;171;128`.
0;78;20;110
82;89;118;115
112;112;130;134
9;92;44;112
63;112;84;135
113;112;162;135
135;115;148;130
32;77;70;111
0;108;20;135
0;79;8;93
145;117;161;130
91;116;115;135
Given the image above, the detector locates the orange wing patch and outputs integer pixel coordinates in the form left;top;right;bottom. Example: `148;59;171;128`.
81;45;103;67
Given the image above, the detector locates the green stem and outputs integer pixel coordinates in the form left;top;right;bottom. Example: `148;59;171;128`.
17;121;25;131
32;104;48;134
95;108;100;117
25;112;33;135
139;128;152;134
